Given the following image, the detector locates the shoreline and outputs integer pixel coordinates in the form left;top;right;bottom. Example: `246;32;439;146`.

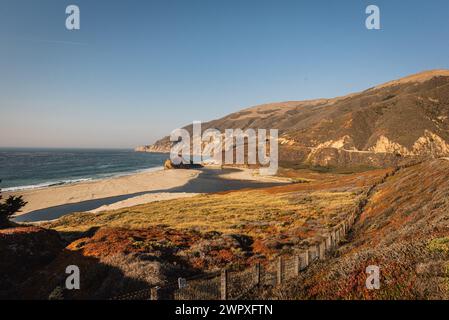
9;168;201;216
11;167;289;222
3;166;165;193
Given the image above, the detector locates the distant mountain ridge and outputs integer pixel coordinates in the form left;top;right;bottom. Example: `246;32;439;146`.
137;70;449;168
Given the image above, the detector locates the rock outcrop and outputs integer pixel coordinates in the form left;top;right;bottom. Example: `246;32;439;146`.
163;159;203;170
135;144;170;153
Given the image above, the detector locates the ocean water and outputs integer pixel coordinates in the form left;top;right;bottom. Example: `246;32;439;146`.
0;148;167;192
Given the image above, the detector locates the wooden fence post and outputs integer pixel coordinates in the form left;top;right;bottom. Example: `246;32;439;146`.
178;277;187;289
277;256;283;285
294;255;300;276
334;229;340;243
221;269;228;300
302;249;309;269
254;263;261;286
319;241;326;260
150;286;160;300
309;245;319;262
326;234;332;251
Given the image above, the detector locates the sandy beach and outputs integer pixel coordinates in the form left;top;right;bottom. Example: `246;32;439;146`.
9;168;201;216
9;167;289;222
89;192;201;213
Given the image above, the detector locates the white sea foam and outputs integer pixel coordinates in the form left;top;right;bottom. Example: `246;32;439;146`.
3;178;92;192
2;166;165;192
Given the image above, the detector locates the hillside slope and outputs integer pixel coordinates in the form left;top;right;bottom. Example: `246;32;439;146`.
2;160;447;299
1;167;388;299
139;70;449;168
266;159;449;299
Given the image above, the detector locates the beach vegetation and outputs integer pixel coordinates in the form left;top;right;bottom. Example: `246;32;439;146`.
0;180;27;228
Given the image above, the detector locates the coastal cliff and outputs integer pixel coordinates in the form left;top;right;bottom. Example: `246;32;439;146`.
136;70;449;168
134;144;170;153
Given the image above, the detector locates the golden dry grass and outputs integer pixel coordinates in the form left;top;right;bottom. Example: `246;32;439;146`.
46;188;359;240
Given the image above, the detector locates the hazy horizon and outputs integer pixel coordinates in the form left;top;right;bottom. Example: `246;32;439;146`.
2;0;449;148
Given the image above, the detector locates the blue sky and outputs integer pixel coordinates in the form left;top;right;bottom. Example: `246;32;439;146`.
1;0;449;148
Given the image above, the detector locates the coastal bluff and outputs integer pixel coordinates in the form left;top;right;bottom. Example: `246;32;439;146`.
136;70;449;168
134;144;170;153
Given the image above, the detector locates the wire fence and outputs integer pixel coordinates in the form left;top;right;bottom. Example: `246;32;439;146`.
111;207;357;300
108;160;422;300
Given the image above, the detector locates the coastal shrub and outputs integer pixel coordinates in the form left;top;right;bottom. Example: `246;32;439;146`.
428;237;449;254
0;180;27;228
